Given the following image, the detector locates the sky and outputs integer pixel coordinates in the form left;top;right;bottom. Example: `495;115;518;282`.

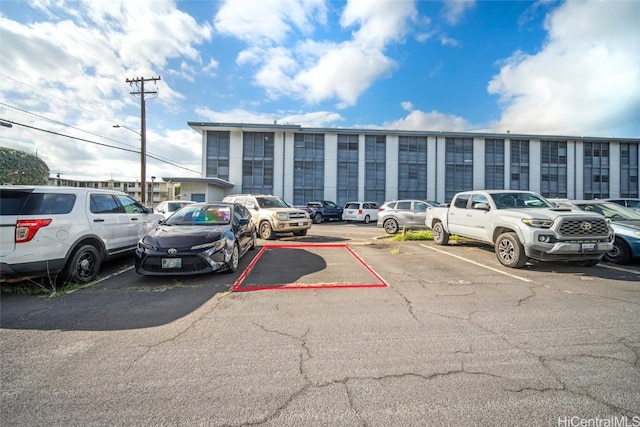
0;0;639;182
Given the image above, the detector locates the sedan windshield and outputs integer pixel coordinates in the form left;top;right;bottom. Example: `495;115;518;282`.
574;202;640;221
165;206;231;225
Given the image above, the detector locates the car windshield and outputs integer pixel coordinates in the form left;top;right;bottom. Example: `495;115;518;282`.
491;193;552;209
256;196;289;208
574;202;640;221
167;202;192;212
165;206;231;225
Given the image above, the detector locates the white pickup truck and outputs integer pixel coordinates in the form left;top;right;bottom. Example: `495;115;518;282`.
425;190;614;268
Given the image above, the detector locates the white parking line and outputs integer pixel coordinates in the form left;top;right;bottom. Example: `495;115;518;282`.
419;243;534;283
598;263;640;275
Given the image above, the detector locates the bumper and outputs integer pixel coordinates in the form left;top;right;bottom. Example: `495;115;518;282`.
272;220;311;233
135;249;230;276
0;259;67;282
525;240;614;262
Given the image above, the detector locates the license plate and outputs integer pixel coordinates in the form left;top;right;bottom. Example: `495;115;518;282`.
581;243;596;252
290;222;298;226
162;258;182;268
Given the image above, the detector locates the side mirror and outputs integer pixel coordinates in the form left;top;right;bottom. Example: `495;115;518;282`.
474;202;490;211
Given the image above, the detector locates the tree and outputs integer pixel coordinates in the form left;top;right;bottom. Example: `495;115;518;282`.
0;147;50;185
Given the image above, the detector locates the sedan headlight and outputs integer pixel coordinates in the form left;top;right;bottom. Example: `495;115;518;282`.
273;212;289;220
191;239;225;251
521;218;554;228
138;240;158;251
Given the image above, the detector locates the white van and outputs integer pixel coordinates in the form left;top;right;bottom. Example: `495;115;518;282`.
342;201;380;224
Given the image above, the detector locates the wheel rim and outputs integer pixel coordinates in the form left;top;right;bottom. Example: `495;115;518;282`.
231;245;239;270
260;223;271;239
498;239;515;262
433;225;442;242
384;220;398;234
77;252;97;279
364;215;370;224
605;244;622;261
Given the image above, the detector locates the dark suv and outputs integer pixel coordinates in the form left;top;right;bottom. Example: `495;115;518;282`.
0;186;163;284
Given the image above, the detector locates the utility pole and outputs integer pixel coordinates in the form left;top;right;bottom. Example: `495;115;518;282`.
126;75;161;204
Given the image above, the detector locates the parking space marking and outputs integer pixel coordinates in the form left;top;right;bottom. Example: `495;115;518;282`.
232;243;388;291
419;244;534;283
598;263;640;275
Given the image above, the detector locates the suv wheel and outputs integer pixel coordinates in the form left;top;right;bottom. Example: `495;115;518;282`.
61;244;101;284
383;218;399;234
259;221;275;240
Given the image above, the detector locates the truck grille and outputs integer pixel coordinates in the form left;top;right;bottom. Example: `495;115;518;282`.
289;212;307;219
558;218;609;237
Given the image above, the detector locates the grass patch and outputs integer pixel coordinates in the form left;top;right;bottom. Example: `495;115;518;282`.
392;228;463;242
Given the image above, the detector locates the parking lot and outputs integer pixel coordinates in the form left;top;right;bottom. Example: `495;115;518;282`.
2;222;639;426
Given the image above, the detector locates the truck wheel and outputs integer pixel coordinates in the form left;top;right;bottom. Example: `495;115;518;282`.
259;222;275;240
293;230;307;236
495;232;528;268
603;237;631;264
432;222;449;245
60;244;101;284
313;213;322;224
383;218;399;234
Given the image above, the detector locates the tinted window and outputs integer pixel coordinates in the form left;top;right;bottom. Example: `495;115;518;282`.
396;201;411;210
115;195;146;213
0;189;33;215
345;203;359;209
22;192;76;215
454;195;470;209
91;194;121;214
414;202;429;212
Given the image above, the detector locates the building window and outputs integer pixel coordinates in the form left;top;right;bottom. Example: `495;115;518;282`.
485;139;505;190
365;135;386;203
510;139;529;190
398;135;428;200
206;131;230;180
620;143;639;198
242;132;274;195
293;133;324;204
583;141;609;199
445;137;473;202
337;134;359;206
540;140;567;198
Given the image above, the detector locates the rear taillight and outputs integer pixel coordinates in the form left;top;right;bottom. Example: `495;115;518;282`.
358;209;363;215
16;219;52;242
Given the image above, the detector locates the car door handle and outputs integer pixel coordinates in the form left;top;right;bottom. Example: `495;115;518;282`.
93;219;105;222
131;218;138;221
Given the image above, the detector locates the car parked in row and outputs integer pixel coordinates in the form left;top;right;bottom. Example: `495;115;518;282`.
153;200;195;219
0;185;163;284
552;199;640;264
605;198;640;213
222;194;311;239
295;200;343;223
377;199;439;234
135;202;256;276
343;201;380;224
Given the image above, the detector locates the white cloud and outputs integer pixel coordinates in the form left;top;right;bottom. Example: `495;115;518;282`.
194;107;342;128
401;101;414;111
384;109;472;131
441;0;476;25
219;0;417;107
214;0;326;44
488;0;640;137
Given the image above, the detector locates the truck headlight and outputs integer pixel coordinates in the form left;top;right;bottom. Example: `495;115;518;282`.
273;212;288;220
522;218;554;228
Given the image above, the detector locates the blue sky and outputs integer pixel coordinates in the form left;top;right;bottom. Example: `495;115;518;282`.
1;0;638;181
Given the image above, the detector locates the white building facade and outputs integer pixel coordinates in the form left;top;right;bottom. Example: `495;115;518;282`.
188;122;640;206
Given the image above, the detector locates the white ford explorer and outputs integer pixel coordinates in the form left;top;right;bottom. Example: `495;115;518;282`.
0;185;163;285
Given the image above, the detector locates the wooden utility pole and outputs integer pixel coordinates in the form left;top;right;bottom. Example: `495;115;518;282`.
126;76;161;204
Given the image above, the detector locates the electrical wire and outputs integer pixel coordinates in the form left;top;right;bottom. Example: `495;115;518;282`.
0;118;201;175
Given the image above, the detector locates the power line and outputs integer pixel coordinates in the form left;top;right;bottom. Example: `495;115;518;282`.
0;118;201;175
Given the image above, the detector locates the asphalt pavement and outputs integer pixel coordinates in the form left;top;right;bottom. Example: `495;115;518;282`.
1;222;639;426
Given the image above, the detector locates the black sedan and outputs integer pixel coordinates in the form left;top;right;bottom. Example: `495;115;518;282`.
135;202;257;276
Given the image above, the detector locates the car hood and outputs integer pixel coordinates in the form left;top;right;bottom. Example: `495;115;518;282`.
142;224;229;248
611;219;640;232
498;207;605;221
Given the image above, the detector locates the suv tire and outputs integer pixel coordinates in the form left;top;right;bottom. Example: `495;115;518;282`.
61;244;101;284
259;221;275;240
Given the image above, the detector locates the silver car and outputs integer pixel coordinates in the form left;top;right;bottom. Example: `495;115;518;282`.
376;199;438;234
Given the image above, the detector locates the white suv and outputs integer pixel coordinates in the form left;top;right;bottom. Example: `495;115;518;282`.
0;186;164;285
